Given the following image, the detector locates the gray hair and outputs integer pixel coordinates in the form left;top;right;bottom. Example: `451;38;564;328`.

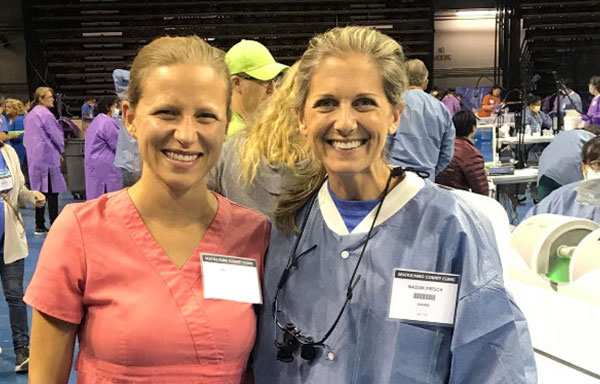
404;59;429;88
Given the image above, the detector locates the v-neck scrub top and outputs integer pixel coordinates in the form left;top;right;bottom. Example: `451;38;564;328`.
24;189;270;383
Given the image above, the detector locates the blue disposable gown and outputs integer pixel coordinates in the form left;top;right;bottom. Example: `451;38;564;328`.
538;129;596;185
523;109;552;134
525;180;600;223
253;172;536;384
554;91;583;114
386;89;455;179
111;69;141;176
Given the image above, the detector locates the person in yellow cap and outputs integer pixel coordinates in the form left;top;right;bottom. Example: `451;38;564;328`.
225;40;288;139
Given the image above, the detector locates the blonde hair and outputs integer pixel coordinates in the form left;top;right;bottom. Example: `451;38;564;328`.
33;87;53;106
5;98;27;117
405;59;429;87
128;35;232;119
235;62;310;185
275;26;408;233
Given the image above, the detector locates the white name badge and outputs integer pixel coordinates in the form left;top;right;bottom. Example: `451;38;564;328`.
0;173;13;192
389;269;459;326
201;253;262;304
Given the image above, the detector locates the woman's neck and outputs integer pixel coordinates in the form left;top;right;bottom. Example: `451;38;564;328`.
128;173;217;228
327;161;393;201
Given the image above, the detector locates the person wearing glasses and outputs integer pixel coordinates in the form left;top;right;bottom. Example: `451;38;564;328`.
253;26;536;383
526;136;600;223
25;36;270;383
225;39;288;139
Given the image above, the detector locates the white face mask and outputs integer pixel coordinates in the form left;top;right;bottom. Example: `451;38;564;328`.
584;167;600;180
112;109;121;119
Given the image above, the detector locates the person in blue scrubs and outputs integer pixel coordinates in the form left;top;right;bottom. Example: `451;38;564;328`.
386;59;455;180
523;95;552;135
527;136;600;222
81;97;96;127
3;99;27;164
0;95;7;133
537;126;598;201
553;80;583;115
253;26;536;384
112;69;142;187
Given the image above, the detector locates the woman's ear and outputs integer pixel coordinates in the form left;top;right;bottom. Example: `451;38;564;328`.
388;101;403;135
121;101;136;139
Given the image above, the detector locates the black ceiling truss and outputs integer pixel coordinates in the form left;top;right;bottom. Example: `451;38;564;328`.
519;0;600;100
23;0;434;114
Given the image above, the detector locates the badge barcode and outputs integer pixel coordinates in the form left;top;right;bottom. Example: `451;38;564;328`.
413;293;436;301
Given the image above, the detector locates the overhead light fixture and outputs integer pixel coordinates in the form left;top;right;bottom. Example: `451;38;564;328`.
455;10;497;17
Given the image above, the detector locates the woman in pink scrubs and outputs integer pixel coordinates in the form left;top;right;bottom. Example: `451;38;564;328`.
25;35;270;383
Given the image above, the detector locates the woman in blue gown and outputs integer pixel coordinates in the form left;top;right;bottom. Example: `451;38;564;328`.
253;26;536;384
526;136;600;223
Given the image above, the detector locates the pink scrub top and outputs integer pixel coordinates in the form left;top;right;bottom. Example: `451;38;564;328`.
24;189;270;383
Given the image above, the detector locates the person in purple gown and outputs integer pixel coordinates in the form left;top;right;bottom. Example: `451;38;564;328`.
441;88;461;116
583;76;600;126
84;96;122;200
23;87;66;234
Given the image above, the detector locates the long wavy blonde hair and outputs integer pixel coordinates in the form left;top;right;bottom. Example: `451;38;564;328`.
235;62;311;185
275;26;408;233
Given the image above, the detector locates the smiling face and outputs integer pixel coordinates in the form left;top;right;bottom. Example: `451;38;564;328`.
299;54;400;180
122;63;228;193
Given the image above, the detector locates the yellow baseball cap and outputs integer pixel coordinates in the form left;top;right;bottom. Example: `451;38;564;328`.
225;40;288;81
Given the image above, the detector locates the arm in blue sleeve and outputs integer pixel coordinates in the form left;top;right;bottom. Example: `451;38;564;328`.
448;212;536;383
574;94;583;112
523;110;533;126
435;117;455;175
449;280;536;384
541;112;552;129
0;115;8;133
508;293;538;383
11;118;25;144
524;205;536;220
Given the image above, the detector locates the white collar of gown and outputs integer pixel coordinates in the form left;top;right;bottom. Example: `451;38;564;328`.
318;171;425;236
